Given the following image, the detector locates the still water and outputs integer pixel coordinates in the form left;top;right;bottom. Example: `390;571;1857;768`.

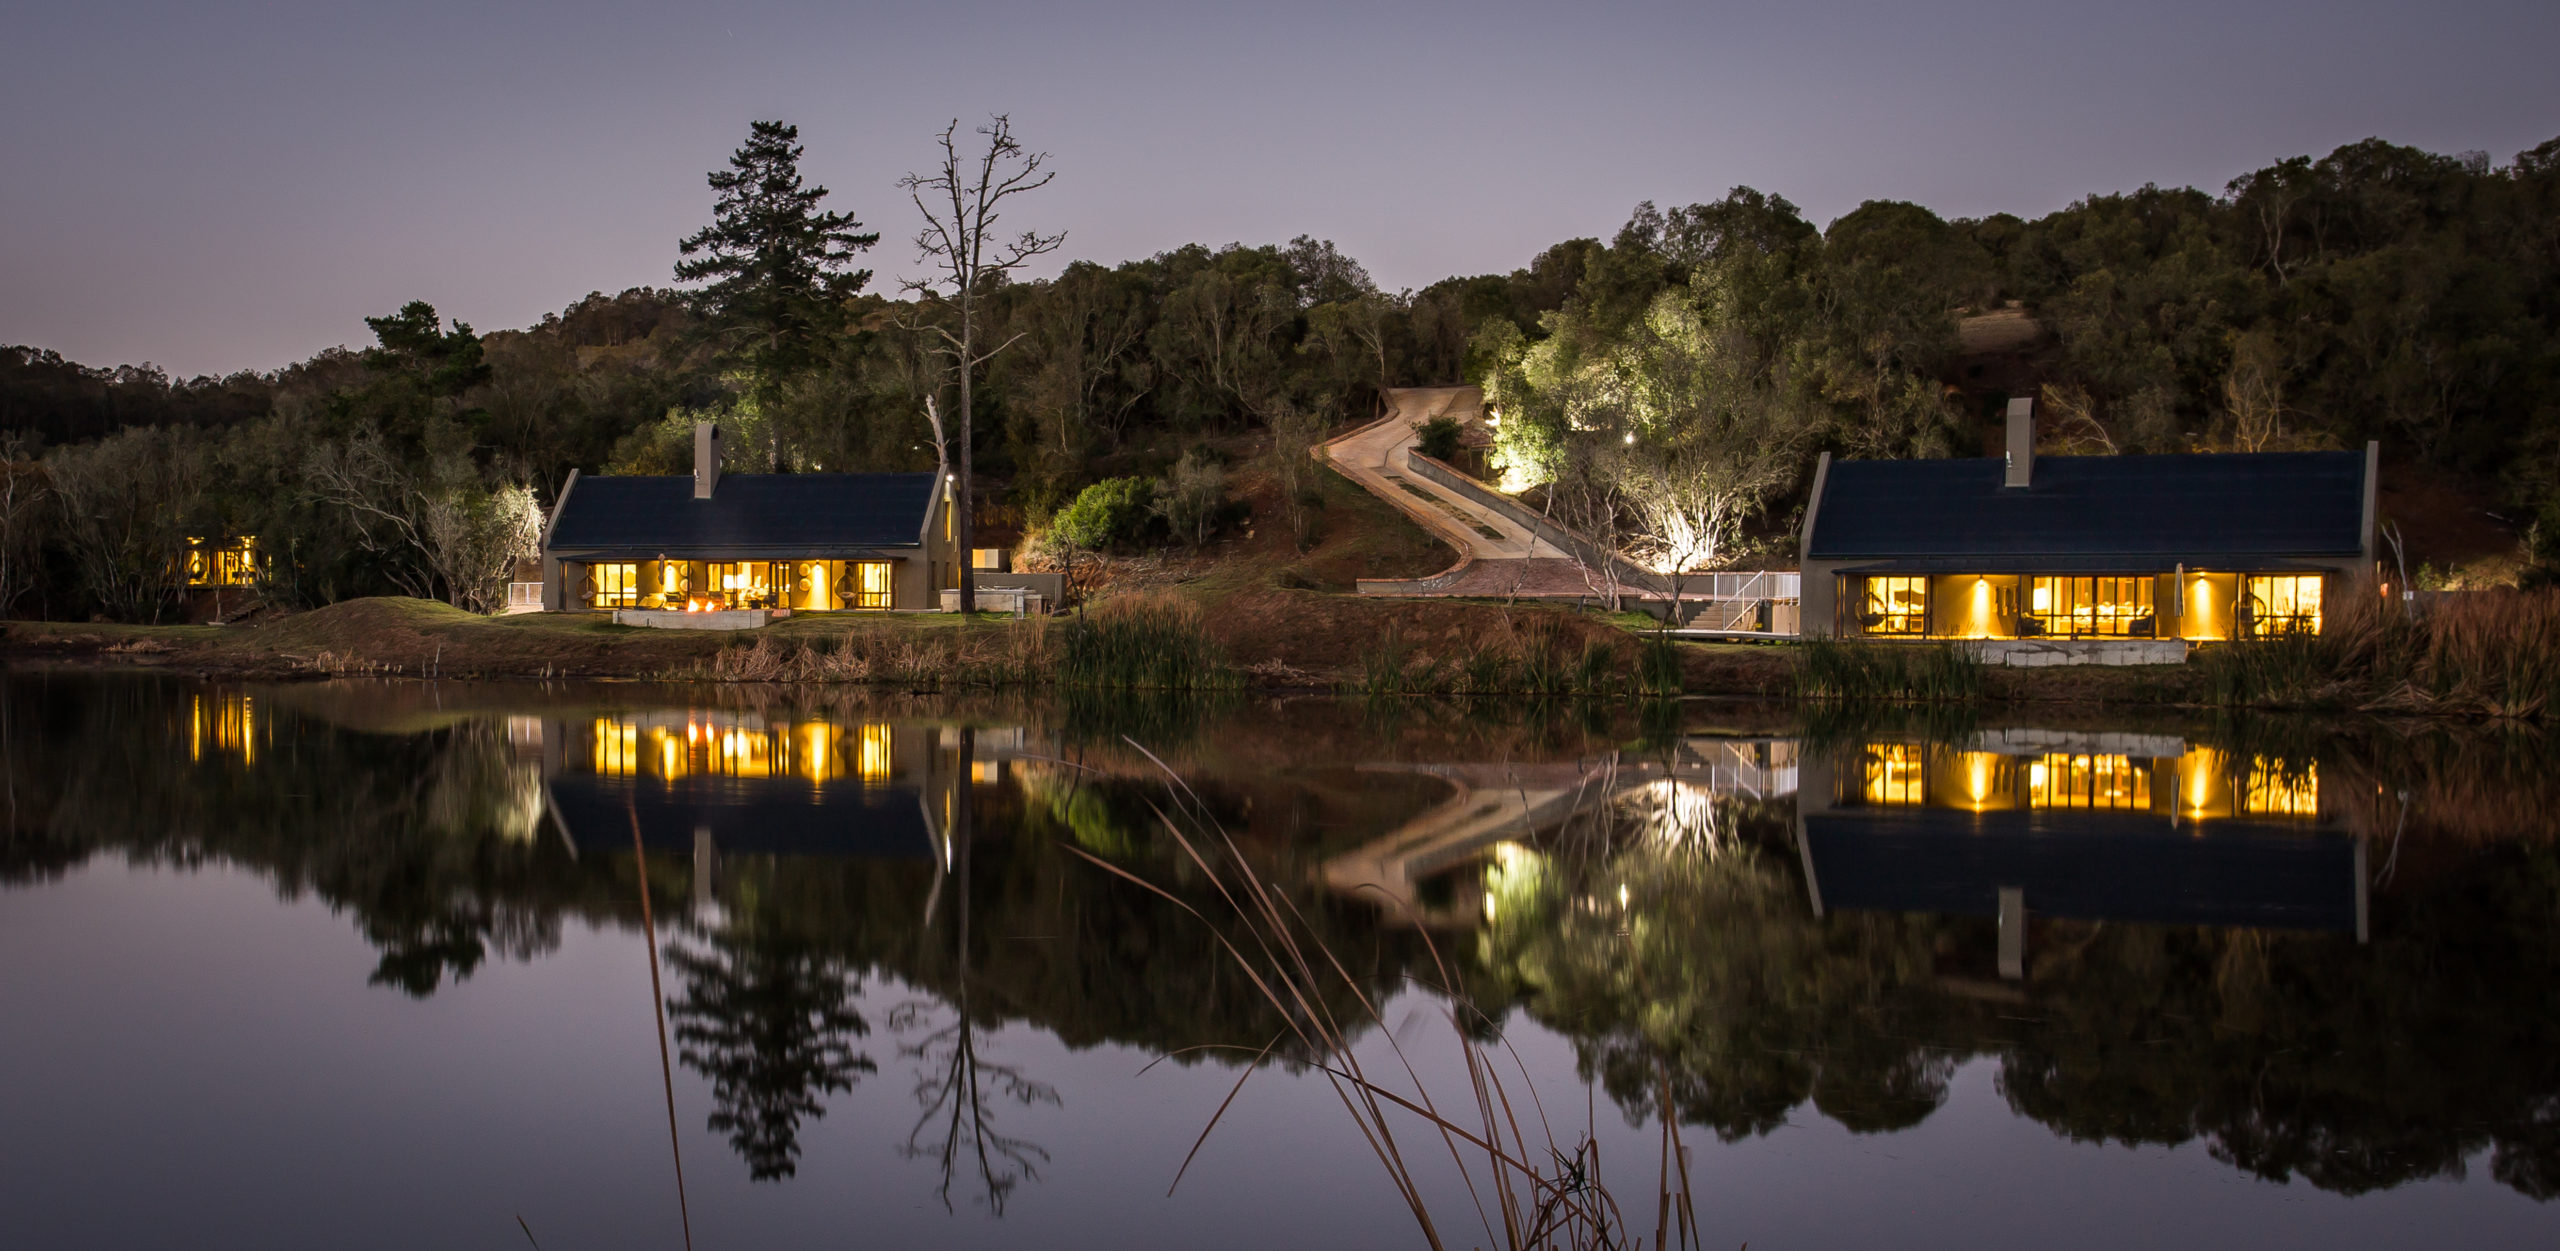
2;672;2556;1249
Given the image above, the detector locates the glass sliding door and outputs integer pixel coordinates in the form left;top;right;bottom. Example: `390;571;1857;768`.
2244;574;2323;636
2026;576;2156;637
1860;576;1927;635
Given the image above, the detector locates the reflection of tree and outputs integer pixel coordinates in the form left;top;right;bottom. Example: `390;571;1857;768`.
1483;795;2560;1200
896;737;1060;1215
665;916;874;1181
892;1001;1060;1213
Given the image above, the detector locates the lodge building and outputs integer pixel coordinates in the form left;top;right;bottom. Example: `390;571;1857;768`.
539;423;969;614
1799;399;2378;642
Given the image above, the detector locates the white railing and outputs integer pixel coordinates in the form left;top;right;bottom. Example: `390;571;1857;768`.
507;582;543;610
1682;571;1800;602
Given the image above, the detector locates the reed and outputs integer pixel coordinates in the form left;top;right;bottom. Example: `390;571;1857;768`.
2198;590;2560;719
1635;633;1684;700
1792;638;1985;704
1065;748;1660;1251
1055;593;1239;691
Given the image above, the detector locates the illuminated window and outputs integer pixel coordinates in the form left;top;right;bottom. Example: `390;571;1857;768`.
591;718;639;775
181;537;260;588
703;562;789;609
2027;576;2155;638
1862;576;1927;635
2243;758;2319;816
1861;744;1924;805
841;561;893;610
2028;753;2152;810
587;562;640;609
2245;575;2323;637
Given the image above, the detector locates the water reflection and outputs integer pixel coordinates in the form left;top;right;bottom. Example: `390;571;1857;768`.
5;672;2559;1227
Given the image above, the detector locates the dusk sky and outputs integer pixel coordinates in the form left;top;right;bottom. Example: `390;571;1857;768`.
4;0;2554;378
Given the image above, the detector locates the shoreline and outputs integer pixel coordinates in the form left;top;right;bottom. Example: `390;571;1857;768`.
0;594;2213;709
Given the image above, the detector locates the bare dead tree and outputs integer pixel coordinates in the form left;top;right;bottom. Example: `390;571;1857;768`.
900;116;1064;612
0;436;49;619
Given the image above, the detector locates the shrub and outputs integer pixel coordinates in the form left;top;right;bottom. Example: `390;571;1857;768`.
1413;415;1464;463
1153;450;1227;548
1050;476;1157;552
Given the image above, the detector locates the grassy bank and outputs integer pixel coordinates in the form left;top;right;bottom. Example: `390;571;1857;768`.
56;588;2560;720
2199;590;2560;718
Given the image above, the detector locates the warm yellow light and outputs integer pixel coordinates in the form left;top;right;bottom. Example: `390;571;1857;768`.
858;724;893;783
1967;753;1993;806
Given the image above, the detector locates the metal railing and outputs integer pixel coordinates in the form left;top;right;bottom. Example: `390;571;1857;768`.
1680;570;1800;601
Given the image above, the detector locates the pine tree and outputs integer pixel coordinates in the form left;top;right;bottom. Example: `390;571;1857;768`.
676;120;878;431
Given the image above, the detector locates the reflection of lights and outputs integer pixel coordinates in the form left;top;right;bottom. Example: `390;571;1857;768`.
591;718;639;776
2029;753;2151;810
1617;883;1630;908
1863;745;1925;805
1966;753;1994;808
859;725;893;783
190;694;259;766
2244;758;2319;816
1625;779;1725;851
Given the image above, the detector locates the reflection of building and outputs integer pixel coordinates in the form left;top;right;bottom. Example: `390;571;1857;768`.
1321;739;1799;926
1799;733;2365;978
529;713;1037;913
1799;398;2377;643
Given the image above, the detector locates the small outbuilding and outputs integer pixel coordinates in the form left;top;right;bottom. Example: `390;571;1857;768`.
1799;399;2378;642
539;423;963;613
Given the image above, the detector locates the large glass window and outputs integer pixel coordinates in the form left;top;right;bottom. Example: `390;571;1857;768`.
705;561;788;609
2245;574;2323;636
1861;576;1927;635
841;561;893;610
182;537;260;588
2026;576;2155;637
587;562;640;608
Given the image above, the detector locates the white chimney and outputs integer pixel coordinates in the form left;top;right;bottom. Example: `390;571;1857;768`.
2003;396;2034;489
693;423;721;500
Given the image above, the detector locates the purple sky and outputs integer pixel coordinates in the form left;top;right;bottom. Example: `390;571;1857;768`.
4;0;2555;378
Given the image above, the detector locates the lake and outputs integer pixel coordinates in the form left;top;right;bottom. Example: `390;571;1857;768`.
3;671;2555;1249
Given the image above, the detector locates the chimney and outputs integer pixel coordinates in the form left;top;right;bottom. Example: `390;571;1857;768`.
2003;395;2034;489
693;423;721;500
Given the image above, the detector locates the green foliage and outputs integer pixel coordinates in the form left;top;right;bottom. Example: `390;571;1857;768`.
1413;415;1463;462
1792;638;1985;704
1048;476;1157;552
675;120;878;392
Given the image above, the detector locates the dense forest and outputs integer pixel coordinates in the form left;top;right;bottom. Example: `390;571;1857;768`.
3;123;2556;620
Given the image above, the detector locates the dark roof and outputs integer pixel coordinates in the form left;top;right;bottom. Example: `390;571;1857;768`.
547;473;937;556
1802;808;2358;932
548;775;935;858
1807;451;2366;563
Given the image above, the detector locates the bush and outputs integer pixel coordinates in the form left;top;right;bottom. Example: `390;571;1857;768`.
1154;450;1227;548
1414;415;1463;463
1050;476;1157;552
